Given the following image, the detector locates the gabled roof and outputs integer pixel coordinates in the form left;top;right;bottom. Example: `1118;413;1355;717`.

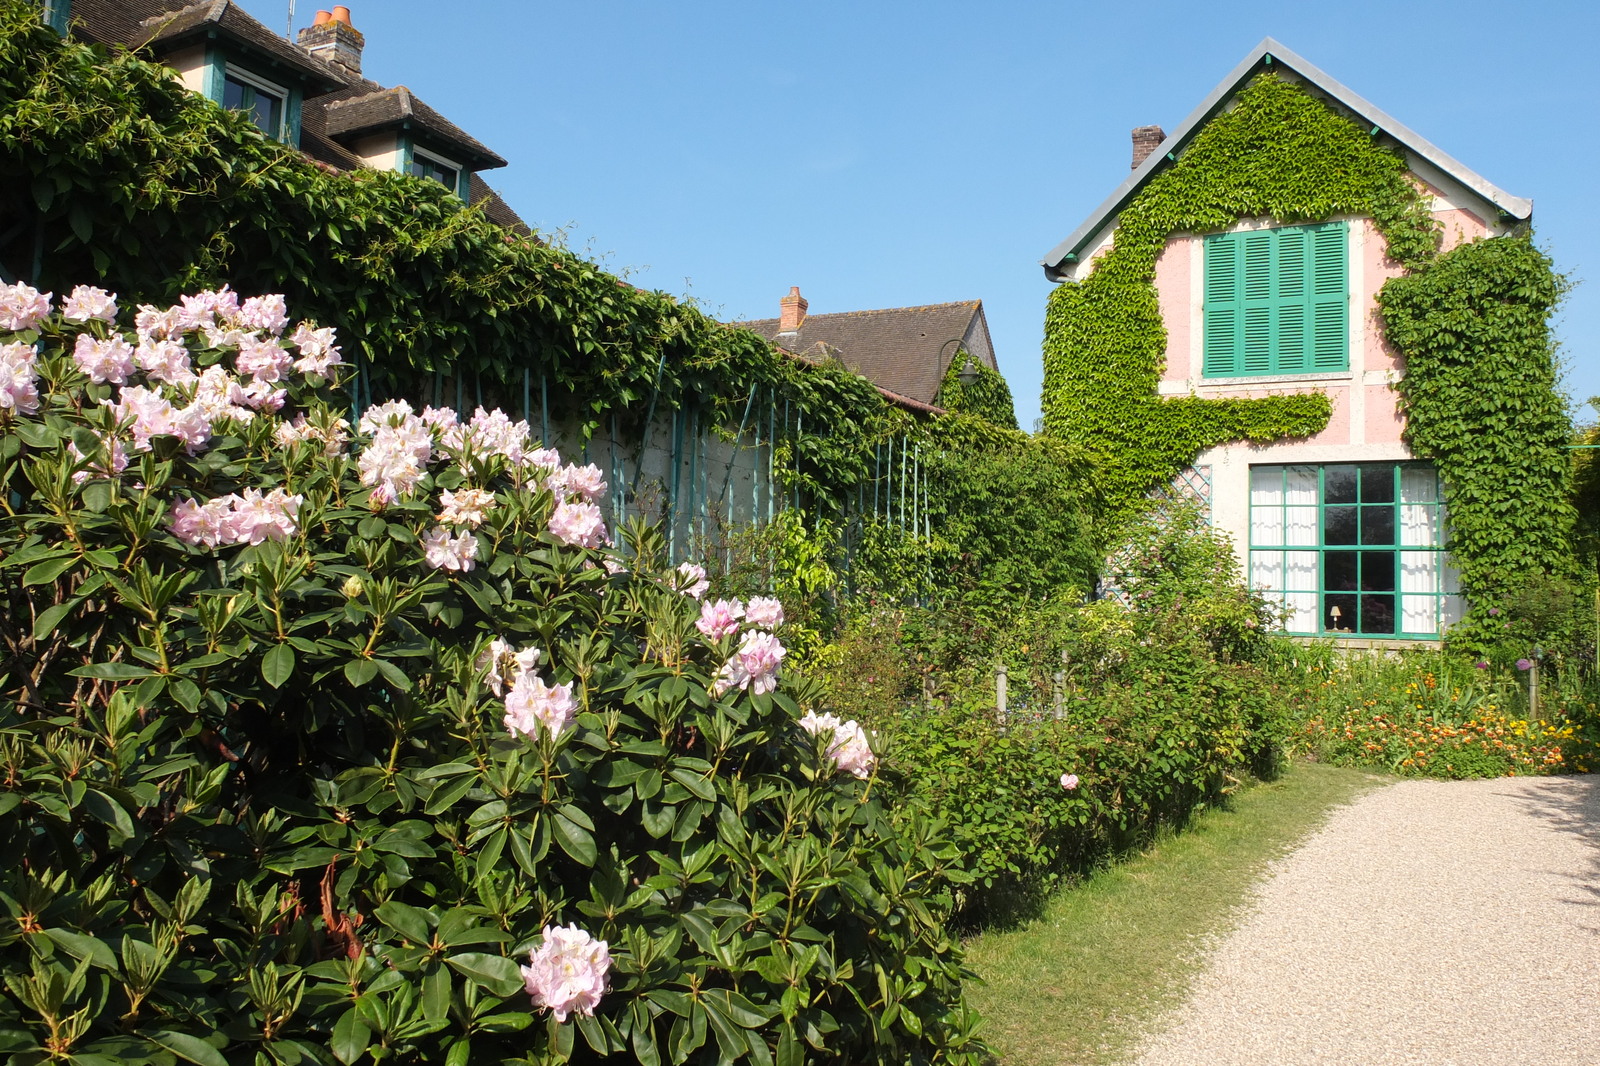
1041;37;1534;281
323;86;506;170
139;1;347;90
738;300;995;407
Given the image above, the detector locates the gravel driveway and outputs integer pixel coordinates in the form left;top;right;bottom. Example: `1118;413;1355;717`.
1132;775;1600;1065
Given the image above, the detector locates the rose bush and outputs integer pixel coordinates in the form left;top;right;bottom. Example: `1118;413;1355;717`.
0;285;982;1066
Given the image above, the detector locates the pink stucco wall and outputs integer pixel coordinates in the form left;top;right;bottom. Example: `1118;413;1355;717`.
1151;204;1493;448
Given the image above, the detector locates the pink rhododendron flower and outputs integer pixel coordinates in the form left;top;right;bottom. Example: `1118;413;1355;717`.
504;673;577;738
134;338;195;386
238;380;287;413
477;638;541;697
112;386;212;453
1060;773;1080;790
548;500;608;548
744;596;784;630
134;303;186;341
357;410;433;505
547;462;606;503
61;285;117;323
798;711;876;779
72;333;135;385
422;526;479;572
169;497;235;548
713;630;785;697
227;488;303;544
675;562;710;600
438;487;495;528
525;447;562;475
696;598;745;640
238;294;289;336
290;323;343;382
274;414;350;457
189;365;255;424
0;282;51;332
0;342;40;414
358;399;417;433
235;335;293;383
521;924;610;1022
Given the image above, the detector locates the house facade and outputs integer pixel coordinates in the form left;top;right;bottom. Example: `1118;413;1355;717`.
1041;39;1534;643
58;1;526;231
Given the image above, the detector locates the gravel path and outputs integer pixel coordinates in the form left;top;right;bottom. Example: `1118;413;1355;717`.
1132;775;1600;1066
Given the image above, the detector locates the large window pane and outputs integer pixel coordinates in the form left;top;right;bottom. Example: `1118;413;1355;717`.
1325;551;1357;592
1360;467;1395;503
1360;506;1395;546
1361;595;1395;635
1360;551;1395;592
1324;505;1357;545
1324;466;1357;504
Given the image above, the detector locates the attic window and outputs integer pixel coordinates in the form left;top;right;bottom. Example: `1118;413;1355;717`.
222;66;287;140
409;146;462;195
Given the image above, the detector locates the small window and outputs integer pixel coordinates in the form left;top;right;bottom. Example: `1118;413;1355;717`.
223;67;286;139
409;147;461;195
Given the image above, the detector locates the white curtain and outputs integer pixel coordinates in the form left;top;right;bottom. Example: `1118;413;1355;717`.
1399;551;1438;634
1284;551;1319;633
1400;467;1441;547
1286;466;1317;506
1250;468;1284;545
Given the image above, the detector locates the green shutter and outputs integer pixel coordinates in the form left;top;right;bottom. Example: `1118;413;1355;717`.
1203;235;1239;375
1204;221;1348;378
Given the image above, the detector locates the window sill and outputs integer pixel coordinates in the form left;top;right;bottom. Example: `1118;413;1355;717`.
1197;370;1354;386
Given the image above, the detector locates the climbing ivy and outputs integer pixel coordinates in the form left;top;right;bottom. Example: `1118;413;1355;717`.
1041;73;1441;521
1379;235;1576;645
0;4;897;504
933;354;1019;430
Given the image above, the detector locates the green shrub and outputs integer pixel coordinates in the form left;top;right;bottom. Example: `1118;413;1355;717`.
0;287;984;1066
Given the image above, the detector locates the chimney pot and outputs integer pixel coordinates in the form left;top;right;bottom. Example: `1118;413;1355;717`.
778;286;808;333
297;8;364;76
1131;125;1166;170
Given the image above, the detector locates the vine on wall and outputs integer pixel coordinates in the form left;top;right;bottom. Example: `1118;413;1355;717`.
933;355;1019;430
1040;73;1441;522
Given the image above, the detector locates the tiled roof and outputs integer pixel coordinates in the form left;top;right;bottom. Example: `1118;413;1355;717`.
66;0;528;231
738;301;995;406
323;87;506;170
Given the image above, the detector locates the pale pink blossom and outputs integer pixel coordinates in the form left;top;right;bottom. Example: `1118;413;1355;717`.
419;405;461;434
1060;773;1079;790
200;321;254;350
274;414;349;457
477;638;541;697
290;323;342;382
226;488;302;545
458;406;533;466
422;526;479;572
358;399;417;434
358;411;433;506
169;497;234;548
744;596;784;630
713;630;785;697
238;294;289;336
178;287;238;332
112;386;211;453
238;380;287;412
61;286;117;323
438;487;495;528
504;673;577;738
189;365;255;424
798;711;876;779
547;462;606;503
235;335;293;384
548;500;608;548
696;598;745;640
134;338;195;386
0;342;39;414
72;333;134;385
675;562;709;600
520;924;610;1022
133;304;186;341
0;282;51;332
525;447;563;475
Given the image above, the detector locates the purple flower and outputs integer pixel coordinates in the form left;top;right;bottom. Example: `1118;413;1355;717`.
1516;658;1533;671
1474;660;1489;669
1488;607;1501;617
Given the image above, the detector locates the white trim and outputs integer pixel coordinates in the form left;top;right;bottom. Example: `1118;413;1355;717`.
222;64;288;101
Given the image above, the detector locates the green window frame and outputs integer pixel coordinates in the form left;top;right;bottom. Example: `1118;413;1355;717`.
38;0;69;34
1248;462;1462;639
1204;221;1349;377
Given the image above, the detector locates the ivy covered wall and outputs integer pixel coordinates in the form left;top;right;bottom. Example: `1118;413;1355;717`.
1040;71;1574;635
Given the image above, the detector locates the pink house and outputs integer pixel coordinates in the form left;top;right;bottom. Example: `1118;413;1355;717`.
1040;39;1532;643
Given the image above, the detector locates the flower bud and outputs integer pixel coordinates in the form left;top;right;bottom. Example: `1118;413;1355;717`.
342;575;364;599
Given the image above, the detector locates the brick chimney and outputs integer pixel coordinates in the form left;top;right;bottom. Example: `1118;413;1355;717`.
1131;125;1166;169
778;286;807;333
297;7;364;78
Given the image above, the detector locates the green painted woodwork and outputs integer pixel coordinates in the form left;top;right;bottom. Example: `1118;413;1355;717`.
1202;221;1347;377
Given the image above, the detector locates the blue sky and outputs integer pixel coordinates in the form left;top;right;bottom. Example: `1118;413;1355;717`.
240;0;1598;430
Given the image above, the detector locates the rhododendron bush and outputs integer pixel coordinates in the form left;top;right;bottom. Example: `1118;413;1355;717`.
0;286;982;1066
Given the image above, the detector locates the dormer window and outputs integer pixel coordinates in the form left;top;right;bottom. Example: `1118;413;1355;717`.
222;67;287;140
409;146;462;196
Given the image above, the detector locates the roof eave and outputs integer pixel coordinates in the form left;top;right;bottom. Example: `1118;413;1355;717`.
1040;36;1533;281
141;4;346;93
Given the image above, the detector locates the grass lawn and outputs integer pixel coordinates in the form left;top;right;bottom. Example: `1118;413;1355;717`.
960;761;1388;1066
